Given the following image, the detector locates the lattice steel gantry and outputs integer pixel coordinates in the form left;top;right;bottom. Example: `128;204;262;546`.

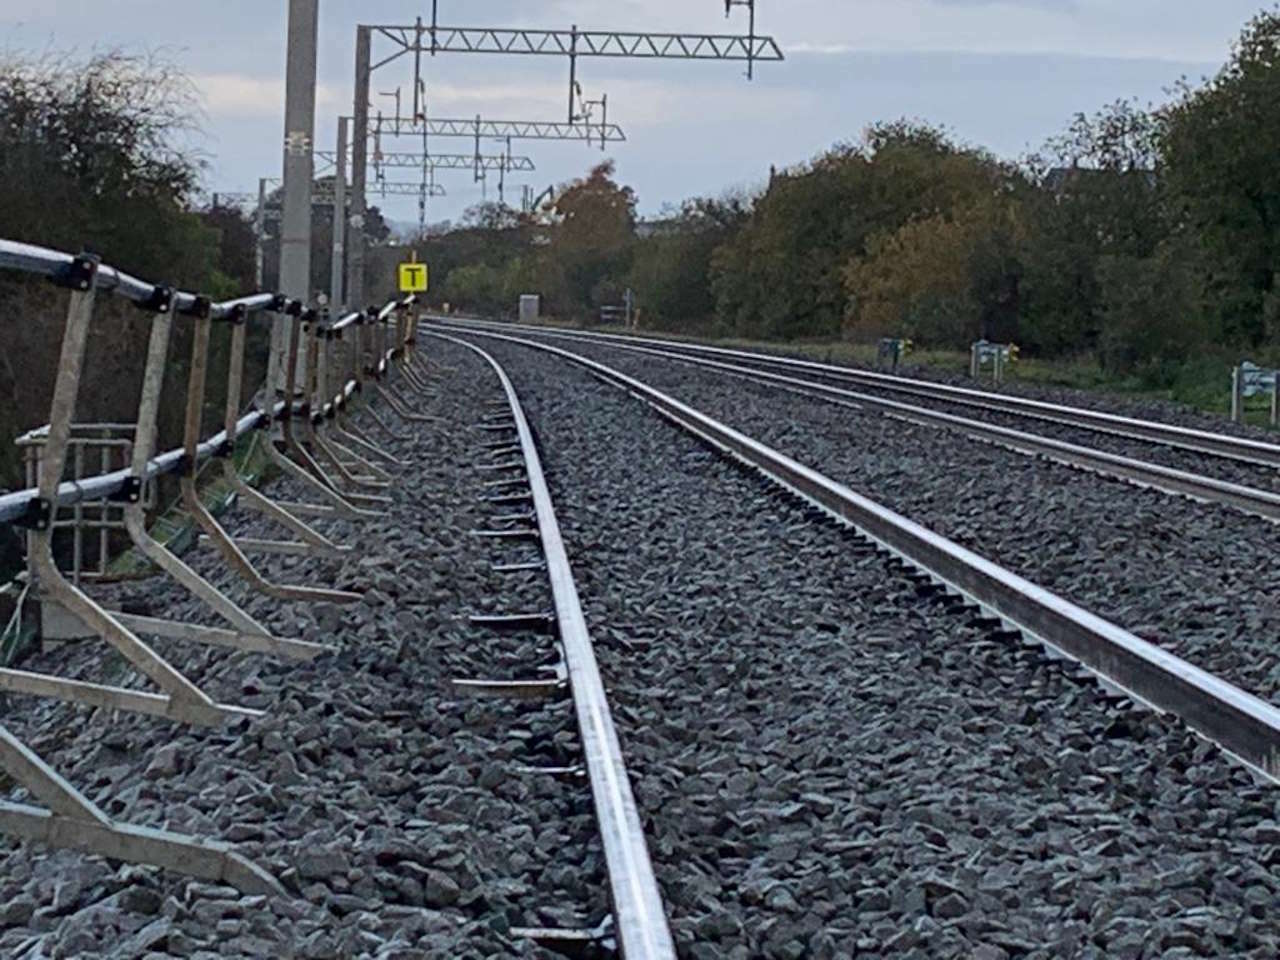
344;2;783;307
316;150;535;174
359;114;626;144
366;1;784;122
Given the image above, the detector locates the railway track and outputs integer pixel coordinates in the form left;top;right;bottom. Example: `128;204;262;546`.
445;318;1280;471
434;323;1280;783
428;331;676;959
0;331;676;956
439;319;1280;522
438;322;1280;704
6;325;1277;956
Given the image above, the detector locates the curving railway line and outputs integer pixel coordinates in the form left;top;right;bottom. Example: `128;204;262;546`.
3;276;1278;956
428;331;676;959
434;318;1280;699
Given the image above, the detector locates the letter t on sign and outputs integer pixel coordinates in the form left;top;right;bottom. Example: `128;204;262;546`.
398;262;429;293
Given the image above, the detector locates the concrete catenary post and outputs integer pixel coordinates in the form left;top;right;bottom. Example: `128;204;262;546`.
347;26;372;313
273;0;319;396
331;116;348;311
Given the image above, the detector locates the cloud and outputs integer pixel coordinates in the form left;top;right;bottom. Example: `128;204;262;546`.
193;73;343;118
765;0;1243;64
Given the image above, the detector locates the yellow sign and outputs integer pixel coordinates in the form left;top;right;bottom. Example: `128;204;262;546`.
398;262;429;293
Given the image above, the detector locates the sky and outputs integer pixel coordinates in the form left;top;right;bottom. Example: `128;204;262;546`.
1;1;1273;227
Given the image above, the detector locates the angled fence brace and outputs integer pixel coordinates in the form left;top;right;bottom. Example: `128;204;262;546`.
284;313;390;509
297;325;391;509
316;330;399;476
370;321;433;423
0;257;259;727
376;315;423;407
405;310;434;386
178;308;362;605
365;313;415;413
0;725;284;896
264;309;378;519
332;394;406;466
392;310;431;393
301;321;392;496
112;289;331;662
312;332;394;479
406;318;437;385
335;318;413;444
213;317;354;559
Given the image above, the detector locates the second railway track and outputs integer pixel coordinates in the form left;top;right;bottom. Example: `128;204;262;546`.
436;323;1280;774
448;319;1280;474
450;324;1280;520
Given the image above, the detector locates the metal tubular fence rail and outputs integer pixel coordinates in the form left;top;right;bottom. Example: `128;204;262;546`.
0;239;277;321
450;320;1280;470
438;326;1280;784
0;240;415;525
0;236;431;894
444;323;1280;522
428;332;677;960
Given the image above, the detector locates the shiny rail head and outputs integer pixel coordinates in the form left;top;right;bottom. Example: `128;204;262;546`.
426;330;679;960
456;320;1280;523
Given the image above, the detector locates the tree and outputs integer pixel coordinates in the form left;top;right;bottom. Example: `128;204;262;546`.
0;50;227;577
1095;240;1213;376
844;197;1026;348
199;201;257;295
0;51;216;284
1017;100;1164;361
1160;9;1280;347
541;161;637;317
442;263;506;314
628;195;750;334
711;122;1014;341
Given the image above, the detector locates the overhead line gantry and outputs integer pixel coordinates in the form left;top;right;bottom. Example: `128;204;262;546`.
345;3;783;308
361;114;626;143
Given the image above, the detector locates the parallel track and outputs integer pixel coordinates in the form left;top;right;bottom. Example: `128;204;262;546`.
437;318;1280;522
429;332;677;960
437;324;1280;785
445;318;1280;469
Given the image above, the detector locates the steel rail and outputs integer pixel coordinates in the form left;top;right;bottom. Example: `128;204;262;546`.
440;326;1280;782
434;323;1280;522
427;331;677;960
443;318;1280;470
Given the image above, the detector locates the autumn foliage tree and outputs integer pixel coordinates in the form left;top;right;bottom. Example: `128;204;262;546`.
542;161;637;315
1160;9;1280;348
